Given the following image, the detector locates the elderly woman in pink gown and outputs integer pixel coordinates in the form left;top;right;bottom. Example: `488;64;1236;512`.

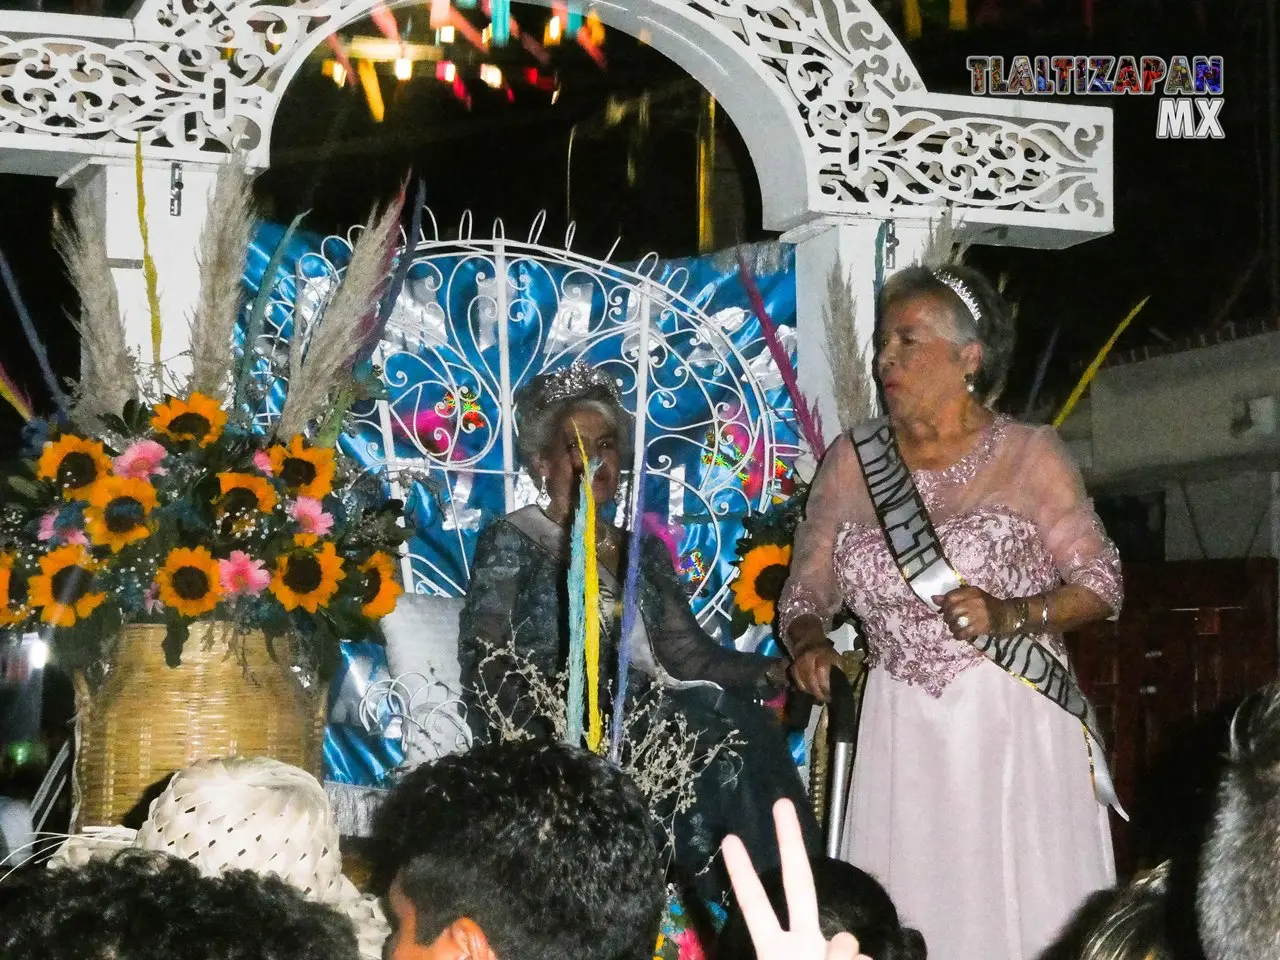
778;263;1122;960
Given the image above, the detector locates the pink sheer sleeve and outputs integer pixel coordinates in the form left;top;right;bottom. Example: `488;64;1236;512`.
1022;426;1123;617
778;434;859;643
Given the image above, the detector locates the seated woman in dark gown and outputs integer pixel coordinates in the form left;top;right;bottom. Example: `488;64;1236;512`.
457;361;817;900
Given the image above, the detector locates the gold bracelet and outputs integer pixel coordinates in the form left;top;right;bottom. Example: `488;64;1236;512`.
1010;598;1029;635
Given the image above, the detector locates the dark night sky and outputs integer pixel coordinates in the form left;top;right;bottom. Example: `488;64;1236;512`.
0;0;1268;440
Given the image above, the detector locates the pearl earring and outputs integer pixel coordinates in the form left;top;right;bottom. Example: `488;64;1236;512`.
965;374;976;394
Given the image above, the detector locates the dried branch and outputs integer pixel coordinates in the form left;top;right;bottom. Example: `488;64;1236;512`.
918;205;972;273
275;201;402;439
53;183;137;428
188;163;257;400
470;638;739;864
821;257;876;431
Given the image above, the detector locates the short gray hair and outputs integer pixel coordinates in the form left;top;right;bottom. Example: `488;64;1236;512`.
514;397;634;472
1198;684;1280;960
877;264;1016;404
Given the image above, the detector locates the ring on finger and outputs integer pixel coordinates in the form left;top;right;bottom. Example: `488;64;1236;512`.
956;614;971;628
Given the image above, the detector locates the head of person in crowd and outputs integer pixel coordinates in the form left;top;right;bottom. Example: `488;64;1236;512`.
371;739;664;960
715;856;927;960
1198;682;1280;960
0;848;360;960
1066;860;1177;960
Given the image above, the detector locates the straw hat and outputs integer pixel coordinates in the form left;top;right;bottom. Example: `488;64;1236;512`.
51;757;388;959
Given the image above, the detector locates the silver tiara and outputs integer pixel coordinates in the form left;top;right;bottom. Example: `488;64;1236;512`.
932;269;983;328
517;360;623;418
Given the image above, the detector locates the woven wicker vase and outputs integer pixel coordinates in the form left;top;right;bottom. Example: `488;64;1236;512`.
72;622;327;829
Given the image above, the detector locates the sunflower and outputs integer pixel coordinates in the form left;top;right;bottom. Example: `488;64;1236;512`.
266;436;336;499
0;553;29;627
85;476;158;552
156;546;223;617
216;472;278;516
151;392;228;447
27;543;106;628
731;543;793;626
356;552;403;618
36;435;114;499
271;535;345;613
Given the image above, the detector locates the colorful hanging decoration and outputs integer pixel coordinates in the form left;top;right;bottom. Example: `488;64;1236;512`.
356;58;386;122
0;248;67;420
609;458;647;762
949;0;967;29
737;255;825;457
369;3;401;42
325;34;355;87
133;141;164;387
490;0;511;45
429;0;451;28
1053;296;1150;428
903;0;922;37
0;357;32;422
566;434;604;752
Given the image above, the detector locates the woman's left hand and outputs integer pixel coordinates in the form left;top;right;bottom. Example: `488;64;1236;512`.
931;586;1014;642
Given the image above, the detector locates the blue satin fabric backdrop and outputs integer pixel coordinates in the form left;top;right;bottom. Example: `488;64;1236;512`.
242;228;804;782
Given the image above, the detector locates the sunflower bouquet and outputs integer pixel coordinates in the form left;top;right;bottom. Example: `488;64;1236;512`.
0;392;406;678
728;482;810;636
0;159;413;681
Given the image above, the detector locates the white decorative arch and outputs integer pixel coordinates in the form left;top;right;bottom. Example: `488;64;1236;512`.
0;0;1114;438
0;0;1109;241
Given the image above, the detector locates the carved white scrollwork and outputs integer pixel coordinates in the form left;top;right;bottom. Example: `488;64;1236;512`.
0;0;1110;235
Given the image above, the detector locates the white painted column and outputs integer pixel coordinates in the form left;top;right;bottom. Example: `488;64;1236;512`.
786;216;933;446
63;158;222;392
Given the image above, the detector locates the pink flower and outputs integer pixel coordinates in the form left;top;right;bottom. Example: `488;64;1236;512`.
37;510;88;546
289;497;334;536
143;582;165;615
114;439;168;480
252;450;273;474
219;551;270;597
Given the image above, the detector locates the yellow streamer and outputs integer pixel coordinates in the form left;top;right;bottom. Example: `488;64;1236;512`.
949;0;967;29
134;140;163;386
903;0;922;38
575;429;604;752
357;59;386;123
0;379;32;422
1053;296;1150;429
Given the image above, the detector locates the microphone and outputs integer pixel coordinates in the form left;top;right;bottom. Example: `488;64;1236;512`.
824;664;860;858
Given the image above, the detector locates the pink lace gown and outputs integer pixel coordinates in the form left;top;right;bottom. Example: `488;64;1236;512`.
779;416;1121;960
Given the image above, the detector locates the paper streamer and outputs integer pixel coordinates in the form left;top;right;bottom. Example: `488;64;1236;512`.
1053;296;1150;428
134;140;163;385
577;435;604;753
609;462;647;762
904;0;922;37
566;469;588;747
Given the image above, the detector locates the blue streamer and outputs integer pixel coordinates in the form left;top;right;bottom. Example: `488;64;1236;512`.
491;0;511;44
0;247;69;420
873;220;889;300
566;5;583;33
565;472;590;746
609;463;647;762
